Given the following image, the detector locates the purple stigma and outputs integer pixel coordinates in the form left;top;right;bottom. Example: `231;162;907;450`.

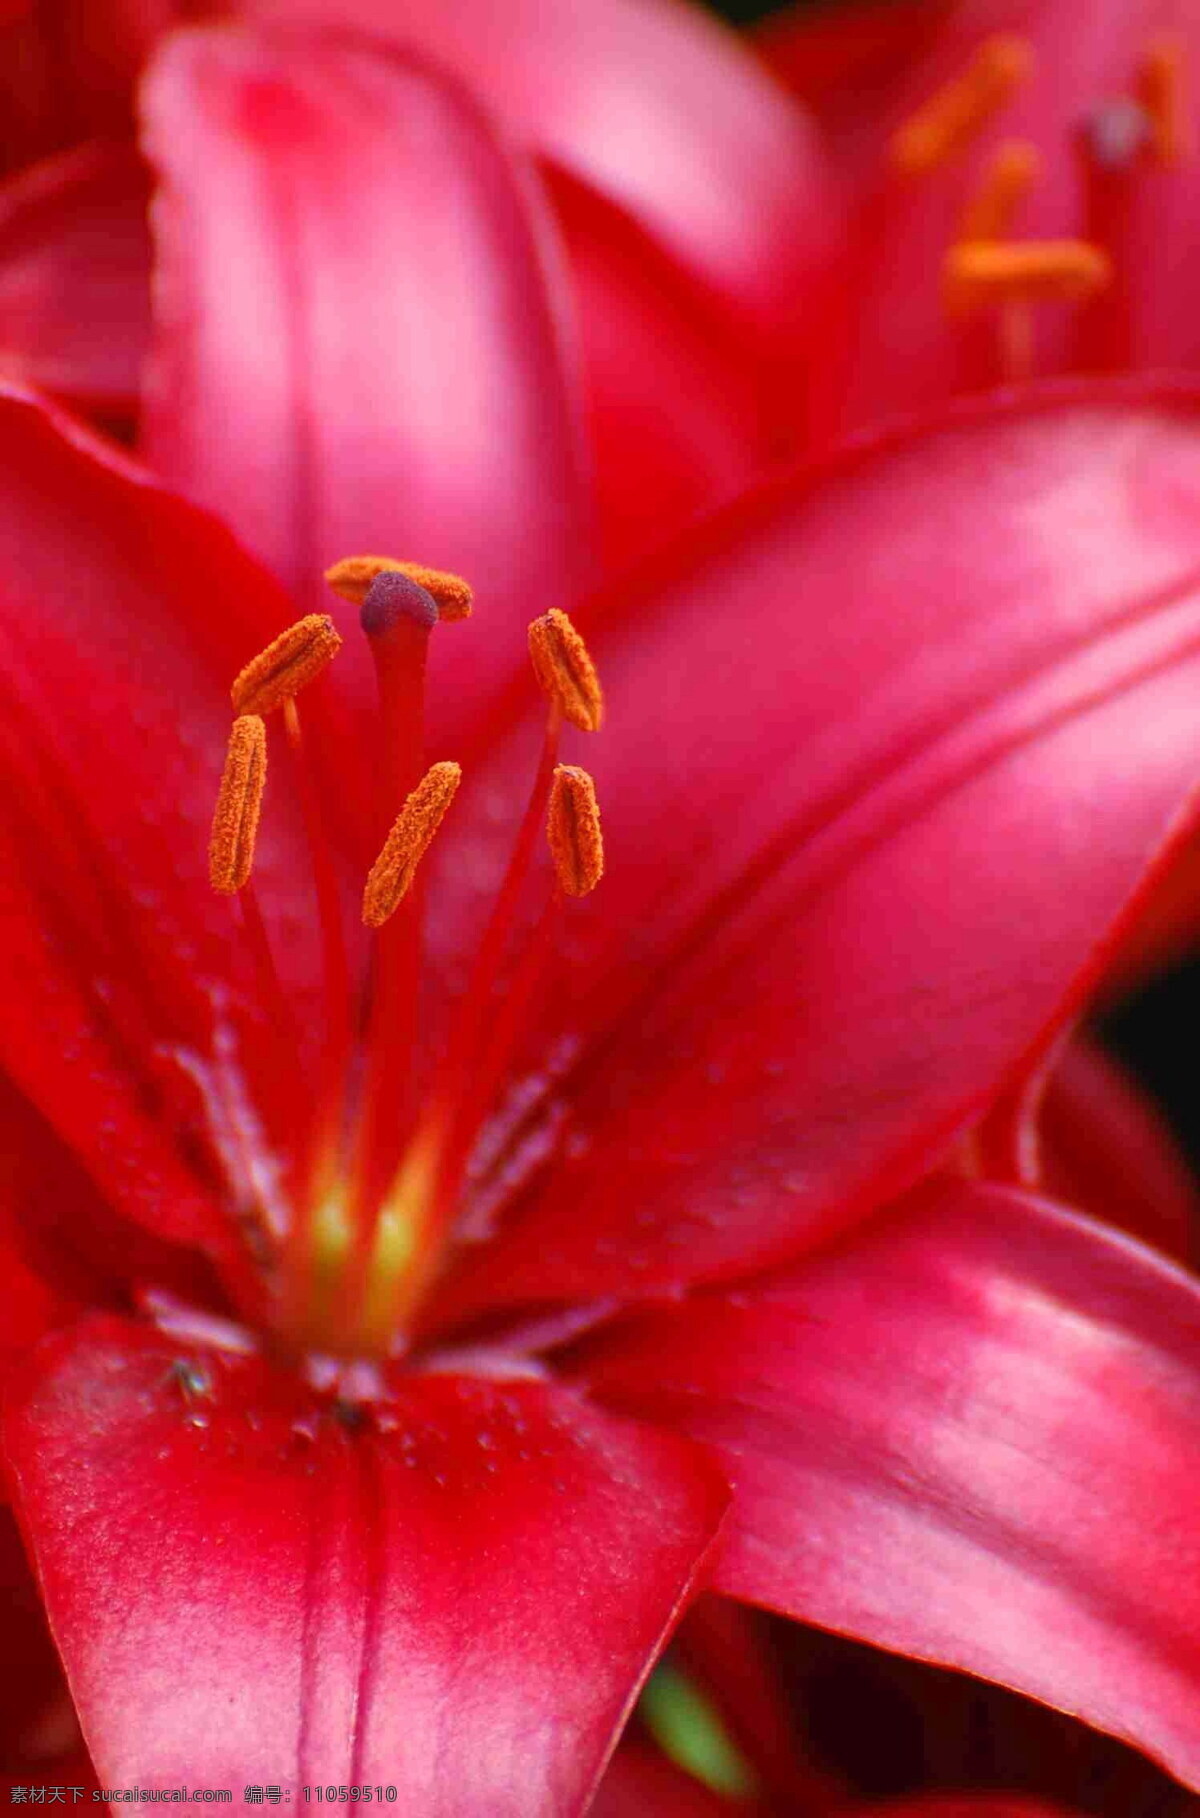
361;570;438;638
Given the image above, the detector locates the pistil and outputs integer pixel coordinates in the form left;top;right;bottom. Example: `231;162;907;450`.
206;573;608;1363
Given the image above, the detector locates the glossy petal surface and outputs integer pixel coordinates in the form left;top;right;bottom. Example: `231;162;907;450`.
580;1180;1200;1788
139;25;591;736
238;0;835;342
435;385;1200;1317
4;1317;727;1812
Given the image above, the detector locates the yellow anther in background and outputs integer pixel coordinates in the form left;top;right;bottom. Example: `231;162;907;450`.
958;140;1042;241
944;239;1111;313
1138;37;1190;165
890;35;1033;176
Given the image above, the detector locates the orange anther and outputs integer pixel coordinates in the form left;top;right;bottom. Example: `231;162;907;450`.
547;765;603;898
891;35;1033;176
231;615;343;717
209;715;267;895
528;609;604;733
325;556;473;621
943;239;1111;313
958;139;1042;240
362;761;462;929
1138;37;1189;164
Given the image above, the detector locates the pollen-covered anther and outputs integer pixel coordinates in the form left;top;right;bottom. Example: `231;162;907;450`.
547;765;604;898
890;35;1033;176
528;608;604;732
958;140;1042;241
230;615;343;717
362;761;462;929
209;715;267;895
943;239;1112;313
1138;37;1190;164
325;555;473;621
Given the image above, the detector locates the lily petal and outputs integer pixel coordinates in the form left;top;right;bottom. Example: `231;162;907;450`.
546;167;774;572
435;383;1200;1316
237;0;836;345
4;1316;728;1812
139;24;592;738
0;140;151;413
579;1178;1200;1790
0;383;314;1257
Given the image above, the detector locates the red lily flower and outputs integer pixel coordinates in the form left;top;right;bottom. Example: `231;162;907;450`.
7;12;1200;1807
8;216;1200;1803
760;0;1200;435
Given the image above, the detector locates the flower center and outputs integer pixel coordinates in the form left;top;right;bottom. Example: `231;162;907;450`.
205;560;604;1364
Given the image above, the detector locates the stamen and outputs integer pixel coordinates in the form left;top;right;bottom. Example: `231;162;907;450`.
943;239;1111;313
230;615;342;717
890;35;1033;176
547;765;604;898
325;555;473;621
528;609;604;733
1138;37;1189;164
958;139;1041;240
208;715;267;894
362;761;462;929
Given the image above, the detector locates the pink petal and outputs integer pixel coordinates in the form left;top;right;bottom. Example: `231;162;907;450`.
433;382;1200;1318
236;0;837;343
0;140;151;413
579;1178;1200;1789
5;1316;728;1810
139;24;592;738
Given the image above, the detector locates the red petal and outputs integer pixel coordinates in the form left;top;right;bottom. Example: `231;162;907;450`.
139;24;592;739
0;140;151;413
0;384;312;1259
590;1741;752;1817
579;1178;1200;1789
0;1506;87;1773
5;1317;728;1808
434;383;1200;1318
547;168;774;573
237;0;836;344
0;0;169;174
